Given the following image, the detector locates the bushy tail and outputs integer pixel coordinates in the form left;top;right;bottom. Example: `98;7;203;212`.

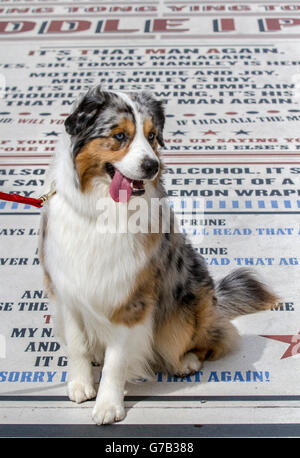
216;268;279;319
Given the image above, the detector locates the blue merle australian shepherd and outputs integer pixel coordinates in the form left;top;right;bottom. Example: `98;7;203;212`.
40;86;278;424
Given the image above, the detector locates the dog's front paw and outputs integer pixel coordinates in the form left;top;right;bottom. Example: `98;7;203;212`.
68;380;96;404
92;400;126;425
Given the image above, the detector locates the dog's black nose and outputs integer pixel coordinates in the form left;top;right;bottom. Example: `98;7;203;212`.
141;157;159;178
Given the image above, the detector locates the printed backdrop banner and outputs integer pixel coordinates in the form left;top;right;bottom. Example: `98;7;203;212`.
0;0;300;430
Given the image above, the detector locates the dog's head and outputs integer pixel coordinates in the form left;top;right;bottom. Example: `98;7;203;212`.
64;86;165;202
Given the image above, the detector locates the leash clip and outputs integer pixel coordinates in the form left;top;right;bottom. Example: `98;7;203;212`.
38;183;56;205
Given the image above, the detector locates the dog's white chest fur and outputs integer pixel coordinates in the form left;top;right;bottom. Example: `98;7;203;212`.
44;193;147;315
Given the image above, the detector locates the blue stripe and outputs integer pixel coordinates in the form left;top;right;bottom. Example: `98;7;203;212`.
0;198;298;212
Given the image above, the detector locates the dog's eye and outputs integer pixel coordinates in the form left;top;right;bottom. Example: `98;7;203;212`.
113;132;126;142
148;132;156;142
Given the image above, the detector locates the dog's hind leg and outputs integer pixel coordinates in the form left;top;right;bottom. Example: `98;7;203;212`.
154;305;208;376
175;269;278;371
190;313;240;364
155;285;239;376
163;311;239;376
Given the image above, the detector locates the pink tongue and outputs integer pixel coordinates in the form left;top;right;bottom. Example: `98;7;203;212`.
109;169;132;203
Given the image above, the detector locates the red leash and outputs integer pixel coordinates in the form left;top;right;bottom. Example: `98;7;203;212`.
0;192;43;208
0;189;56;208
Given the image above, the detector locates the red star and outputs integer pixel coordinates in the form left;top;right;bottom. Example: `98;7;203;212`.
203;130;218;135
261;332;300;359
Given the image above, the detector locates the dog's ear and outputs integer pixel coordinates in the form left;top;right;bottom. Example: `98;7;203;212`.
154;99;165;147
65;87;106;136
136;92;165;148
140;92;165;147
